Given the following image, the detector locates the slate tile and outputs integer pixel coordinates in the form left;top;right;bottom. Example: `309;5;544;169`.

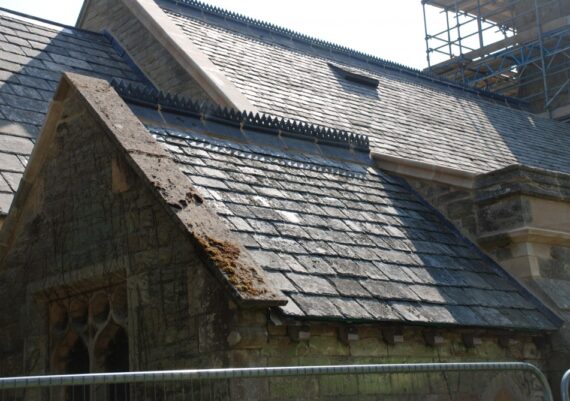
292;294;343;318
0;93;47;114
300;240;337;256
357;299;402;321
236;233;259;249
249;250;284;270
390;302;429;322
278;297;305;317
287;273;337;295
0;43;27;59
352;246;381;261
376;250;417;266
15;75;54;91
0;152;24;172
294;255;335;275
0;192;13;213
255;235;306;254
419;304;458;324
0;59;21;73
467;289;504;307
267;272;297;293
0;173;11;192
281;254;310;272
1;105;45;126
21;66;61;82
498;291;534;309
472;307;514;328
250;250;305;272
190;175;228;190
274;222;311;239
461;272;494;289
374;262;414;283
522;310;556;330
227;216;254;232
479;273;515;292
3;82;43;100
250;206;282;221
442;287;477;305
362;280;419;301
0;119;38;138
0;69;12;82
244;218;278;235
332;298;372;320
446;305;484;326
330;278;370;297
409;285;450;304
330;258;387;280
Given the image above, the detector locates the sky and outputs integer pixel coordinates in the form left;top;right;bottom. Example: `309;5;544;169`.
0;0;449;69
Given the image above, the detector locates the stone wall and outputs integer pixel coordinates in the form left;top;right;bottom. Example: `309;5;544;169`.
223;309;547;401
0;87;233;377
79;0;213;103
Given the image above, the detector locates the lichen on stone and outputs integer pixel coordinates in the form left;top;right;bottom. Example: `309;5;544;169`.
195;234;266;297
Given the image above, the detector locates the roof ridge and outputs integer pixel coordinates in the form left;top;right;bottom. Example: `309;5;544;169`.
0;6;105;38
112;79;370;151
161;0;526;108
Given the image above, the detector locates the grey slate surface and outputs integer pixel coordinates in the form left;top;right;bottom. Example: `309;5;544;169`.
160;1;570;175
0;11;145;214
146;118;557;331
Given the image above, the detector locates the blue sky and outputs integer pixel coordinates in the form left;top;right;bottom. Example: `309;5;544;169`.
0;0;443;69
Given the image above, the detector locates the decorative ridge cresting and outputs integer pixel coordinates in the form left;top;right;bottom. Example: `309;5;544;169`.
112;79;370;151
161;0;526;109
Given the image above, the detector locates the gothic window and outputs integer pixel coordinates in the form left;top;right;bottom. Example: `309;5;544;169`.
49;286;129;401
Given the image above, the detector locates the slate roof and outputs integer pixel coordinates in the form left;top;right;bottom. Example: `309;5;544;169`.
158;0;570;175
0;10;146;214
123;95;558;331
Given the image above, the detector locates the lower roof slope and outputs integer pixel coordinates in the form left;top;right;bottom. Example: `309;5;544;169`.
0;10;146;214
159;0;570;176
130;102;558;331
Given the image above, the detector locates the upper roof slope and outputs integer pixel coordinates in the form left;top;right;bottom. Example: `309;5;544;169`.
121;84;558;331
0;9;146;214
158;0;570;176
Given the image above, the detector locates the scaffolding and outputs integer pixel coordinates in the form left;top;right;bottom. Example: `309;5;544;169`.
422;0;570;120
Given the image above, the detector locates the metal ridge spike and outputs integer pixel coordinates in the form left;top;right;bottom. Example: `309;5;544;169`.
111;81;370;151
167;0;527;107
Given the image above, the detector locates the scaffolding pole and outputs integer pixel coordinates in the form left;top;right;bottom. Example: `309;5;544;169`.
423;0;570;115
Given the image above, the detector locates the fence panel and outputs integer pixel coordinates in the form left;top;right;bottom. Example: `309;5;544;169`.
0;362;552;401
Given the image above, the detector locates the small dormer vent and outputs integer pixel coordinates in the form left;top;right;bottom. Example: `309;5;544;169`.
328;63;379;88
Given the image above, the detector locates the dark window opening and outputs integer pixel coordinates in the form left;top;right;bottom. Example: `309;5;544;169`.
65;339;90;401
328;63;380;88
104;327;130;401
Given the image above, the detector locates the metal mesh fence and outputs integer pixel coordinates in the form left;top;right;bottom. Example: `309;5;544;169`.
0;363;552;401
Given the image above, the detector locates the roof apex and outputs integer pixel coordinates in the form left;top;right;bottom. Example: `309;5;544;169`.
0;72;287;308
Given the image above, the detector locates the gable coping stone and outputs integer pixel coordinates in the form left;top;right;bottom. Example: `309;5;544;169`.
0;72;286;308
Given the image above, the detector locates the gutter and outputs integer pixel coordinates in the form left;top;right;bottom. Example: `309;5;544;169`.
371;151;476;189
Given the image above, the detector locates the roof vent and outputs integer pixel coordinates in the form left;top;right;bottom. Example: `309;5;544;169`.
328;63;379;88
